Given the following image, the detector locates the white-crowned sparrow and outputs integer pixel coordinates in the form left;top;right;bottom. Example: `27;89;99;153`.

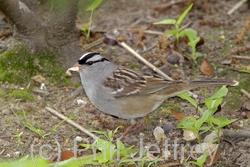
69;52;238;120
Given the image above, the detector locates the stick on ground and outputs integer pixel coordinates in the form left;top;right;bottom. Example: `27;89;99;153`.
45;107;98;140
118;41;173;81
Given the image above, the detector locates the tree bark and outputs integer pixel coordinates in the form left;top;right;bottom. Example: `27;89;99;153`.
0;0;83;68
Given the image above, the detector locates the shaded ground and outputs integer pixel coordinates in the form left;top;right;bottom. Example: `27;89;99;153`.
1;0;250;166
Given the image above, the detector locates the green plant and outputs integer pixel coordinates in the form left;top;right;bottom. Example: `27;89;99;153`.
189;153;208;167
13;131;24;146
15;110;66;138
8;89;35;101
154;4;203;63
154;3;194;44
83;0;102;39
177;86;237;143
185;29;202;63
79;127;136;166
92;126;122;141
0;156;49;167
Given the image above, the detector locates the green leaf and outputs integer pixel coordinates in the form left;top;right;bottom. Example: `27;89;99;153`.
177;117;197;132
204;86;228;101
179;29;186;37
86;0;102;11
190;153;208;167
199;125;211;135
217;116;237;128
239;69;250;74
92;130;108;139
178;92;203;113
154;19;176;25
195;52;203;57
167;29;178;35
176;3;193;29
209;116;221;126
204;97;223;111
195;110;210;129
186;29;197;41
188;37;200;47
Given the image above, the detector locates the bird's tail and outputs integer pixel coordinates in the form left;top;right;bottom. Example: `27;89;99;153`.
187;79;239;88
161;79;238;98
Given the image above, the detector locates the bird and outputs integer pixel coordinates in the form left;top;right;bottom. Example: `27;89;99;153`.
69;52;238;122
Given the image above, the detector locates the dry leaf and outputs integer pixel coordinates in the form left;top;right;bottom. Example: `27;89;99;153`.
61;151;75;161
170;110;186;120
243;99;250;110
205;147;220;165
31;75;45;83
153;126;165;143
200;59;213;76
221;57;233;65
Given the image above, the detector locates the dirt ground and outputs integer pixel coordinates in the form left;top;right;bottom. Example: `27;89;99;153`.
1;0;250;166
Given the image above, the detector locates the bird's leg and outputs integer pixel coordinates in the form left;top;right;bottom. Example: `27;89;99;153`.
118;119;136;140
133;115;147;131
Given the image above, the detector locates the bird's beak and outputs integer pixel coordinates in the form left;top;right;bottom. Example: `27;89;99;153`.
66;63;82;76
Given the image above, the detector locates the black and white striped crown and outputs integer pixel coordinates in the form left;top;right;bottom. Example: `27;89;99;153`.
78;52;109;65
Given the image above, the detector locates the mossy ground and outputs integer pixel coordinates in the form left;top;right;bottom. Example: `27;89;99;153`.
0;44;72;101
0;44;71;86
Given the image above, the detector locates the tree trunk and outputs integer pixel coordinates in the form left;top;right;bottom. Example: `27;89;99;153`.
0;0;83;68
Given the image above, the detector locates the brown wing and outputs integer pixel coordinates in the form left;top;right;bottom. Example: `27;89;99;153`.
103;68;183;98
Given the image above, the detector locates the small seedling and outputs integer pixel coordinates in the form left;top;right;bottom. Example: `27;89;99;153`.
189;153;208;167
154;3;194;44
154;3;203;63
92;126;122;141
13;131;24;146
84;0;102;39
14;110;66;138
177;86;237;143
185;29;202;63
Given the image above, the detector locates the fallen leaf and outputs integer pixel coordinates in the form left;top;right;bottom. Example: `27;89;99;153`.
221;57;233;65
103;36;118;46
31;75;45;83
116;36;127;42
170;110;186;120
243;99;250;110
61;151;74;161
200;59;213;76
153;126;165;143
205;146;220;165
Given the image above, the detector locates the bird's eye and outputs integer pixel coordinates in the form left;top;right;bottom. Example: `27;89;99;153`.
86;61;94;65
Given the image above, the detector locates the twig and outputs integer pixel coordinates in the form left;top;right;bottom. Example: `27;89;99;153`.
223;129;250;138
241;89;250;99
143;30;164;35
227;0;247;15
81;37;105;52
45;107;98;140
139;42;157;54
151;0;187;12
118;42;173;81
232;55;250;60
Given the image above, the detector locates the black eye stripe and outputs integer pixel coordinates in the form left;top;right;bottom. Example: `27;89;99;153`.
86;58;108;65
78;52;109;65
